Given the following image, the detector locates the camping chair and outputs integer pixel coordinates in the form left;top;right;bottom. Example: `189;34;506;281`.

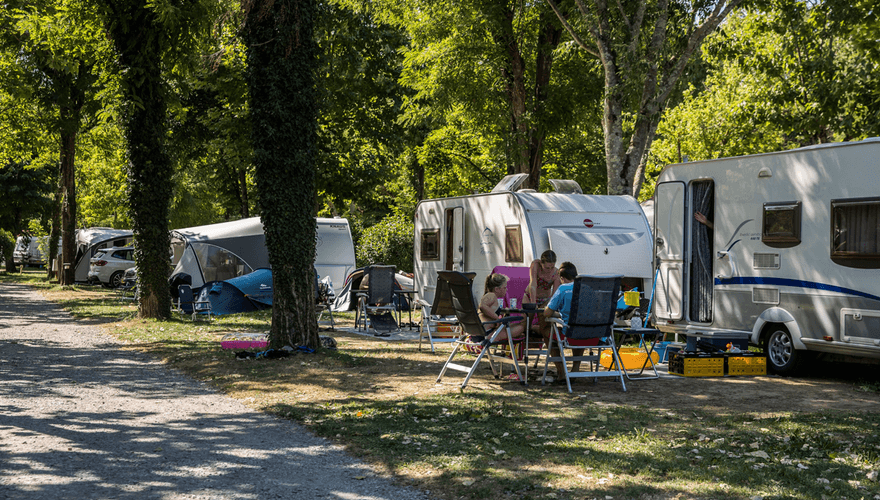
435;271;526;390
355;265;399;336
178;284;213;321
417;271;476;353
492;265;543;366
315;269;335;331
543;275;627;393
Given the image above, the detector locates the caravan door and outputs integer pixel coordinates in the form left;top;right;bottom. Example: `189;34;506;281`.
445;207;465;272
654;181;686;321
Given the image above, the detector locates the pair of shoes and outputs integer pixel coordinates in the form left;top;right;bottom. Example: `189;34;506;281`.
507;373;522;381
373;332;391;337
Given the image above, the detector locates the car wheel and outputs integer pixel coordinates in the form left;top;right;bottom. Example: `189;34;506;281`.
109;271;124;289
763;325;805;375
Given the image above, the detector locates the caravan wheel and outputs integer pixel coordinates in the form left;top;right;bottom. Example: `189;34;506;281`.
763;325;804;375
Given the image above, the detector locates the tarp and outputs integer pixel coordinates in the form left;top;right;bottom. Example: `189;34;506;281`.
196;268;274;316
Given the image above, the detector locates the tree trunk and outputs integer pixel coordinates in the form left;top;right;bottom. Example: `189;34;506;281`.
59;114;78;285
245;0;319;350
104;0;173;319
48;187;62;280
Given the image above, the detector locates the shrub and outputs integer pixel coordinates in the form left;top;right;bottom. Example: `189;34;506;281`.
0;229;15;269
356;213;413;272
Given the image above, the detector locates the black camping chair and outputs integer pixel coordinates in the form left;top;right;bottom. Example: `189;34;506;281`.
315;268;335;331
417;271;476;353
355;265;399;336
544;275;626;393
435;271;526;389
178;284;213;321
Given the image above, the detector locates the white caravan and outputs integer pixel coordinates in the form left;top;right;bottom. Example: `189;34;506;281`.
651;137;880;374
74;228;134;282
413;174;653;305
170;217;356;298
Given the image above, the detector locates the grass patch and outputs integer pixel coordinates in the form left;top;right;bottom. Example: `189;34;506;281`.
5;273;880;500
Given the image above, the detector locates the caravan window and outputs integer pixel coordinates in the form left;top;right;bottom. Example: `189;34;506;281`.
420;230;440;261
505;225;523;262
831;197;880;268
762;202;801;247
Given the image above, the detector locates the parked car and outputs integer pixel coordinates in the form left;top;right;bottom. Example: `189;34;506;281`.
88;247;135;288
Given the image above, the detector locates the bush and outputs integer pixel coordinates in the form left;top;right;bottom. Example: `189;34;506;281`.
0;229;15;269
356;213;413;272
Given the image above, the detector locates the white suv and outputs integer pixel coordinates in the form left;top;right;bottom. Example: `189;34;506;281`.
88;247;135;288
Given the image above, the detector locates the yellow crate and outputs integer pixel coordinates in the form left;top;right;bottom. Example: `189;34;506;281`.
623;291;640;307
669;355;724;377
727;356;767;376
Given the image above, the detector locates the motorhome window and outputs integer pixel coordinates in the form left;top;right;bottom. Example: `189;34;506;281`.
420;230;440;261
762;202;801;247
505;225;523;262
831;197;880;268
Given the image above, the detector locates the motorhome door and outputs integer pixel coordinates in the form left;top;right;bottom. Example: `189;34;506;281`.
654;181;686;320
444;207;465;271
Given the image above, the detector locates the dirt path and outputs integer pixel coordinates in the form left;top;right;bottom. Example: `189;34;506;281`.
0;282;430;500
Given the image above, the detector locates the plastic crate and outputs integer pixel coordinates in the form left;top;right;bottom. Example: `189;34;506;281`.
668;352;725;377
727;355;767;376
600;348;659;370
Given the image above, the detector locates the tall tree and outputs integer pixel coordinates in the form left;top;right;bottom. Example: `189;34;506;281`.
357;0;596;190
3;0;107;283
244;0;320;349
546;0;744;196
99;0;212;318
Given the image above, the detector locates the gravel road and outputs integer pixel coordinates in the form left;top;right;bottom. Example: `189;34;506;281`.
0;282;431;500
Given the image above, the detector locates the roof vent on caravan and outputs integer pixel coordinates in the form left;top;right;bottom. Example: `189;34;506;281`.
491;173;528;193
548;179;583;194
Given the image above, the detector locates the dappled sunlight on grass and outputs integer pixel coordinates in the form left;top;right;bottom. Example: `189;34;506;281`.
5;273;880;500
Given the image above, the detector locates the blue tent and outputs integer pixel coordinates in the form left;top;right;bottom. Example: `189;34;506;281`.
196;268;273;316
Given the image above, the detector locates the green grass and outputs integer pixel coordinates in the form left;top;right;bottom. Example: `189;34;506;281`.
4;271;880;500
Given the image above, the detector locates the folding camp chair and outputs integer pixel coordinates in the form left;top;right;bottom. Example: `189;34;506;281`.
355;265;398;336
435;271;526;389
178;284;213;321
417;272;476;352
315;269;335;331
544;275;627;393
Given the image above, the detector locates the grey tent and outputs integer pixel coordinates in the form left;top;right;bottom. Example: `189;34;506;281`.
170;217;356;295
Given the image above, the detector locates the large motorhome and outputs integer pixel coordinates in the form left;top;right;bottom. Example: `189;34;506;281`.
651;137;880;374
413;174;653;306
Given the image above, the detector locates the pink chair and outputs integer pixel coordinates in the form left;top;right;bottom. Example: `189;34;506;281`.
491;266;542;374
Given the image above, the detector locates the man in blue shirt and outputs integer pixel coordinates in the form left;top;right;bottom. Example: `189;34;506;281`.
542;262;584;377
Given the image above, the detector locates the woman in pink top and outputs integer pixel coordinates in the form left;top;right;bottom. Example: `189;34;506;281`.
524;250;561;334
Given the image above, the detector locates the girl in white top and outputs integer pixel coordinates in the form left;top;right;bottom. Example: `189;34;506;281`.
478;273;525;342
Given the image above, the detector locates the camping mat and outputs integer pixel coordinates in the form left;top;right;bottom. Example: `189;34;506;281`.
367;312;398;332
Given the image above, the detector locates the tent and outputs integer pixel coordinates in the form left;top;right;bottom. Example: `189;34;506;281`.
170;217;356;295
170;218;266;288
195;268;274;316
